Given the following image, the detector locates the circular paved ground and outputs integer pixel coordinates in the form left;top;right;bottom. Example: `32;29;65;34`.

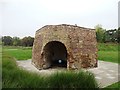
17;60;119;88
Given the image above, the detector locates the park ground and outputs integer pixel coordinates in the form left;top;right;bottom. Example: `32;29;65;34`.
2;43;120;89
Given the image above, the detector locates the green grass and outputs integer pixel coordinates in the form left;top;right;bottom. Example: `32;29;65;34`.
3;46;32;60
98;43;118;51
46;71;98;89
98;51;118;63
2;43;119;64
0;45;2;89
106;81;120;88
2;53;45;88
2;52;99;89
97;43;119;64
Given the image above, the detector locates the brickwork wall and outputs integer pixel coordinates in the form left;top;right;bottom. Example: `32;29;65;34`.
32;24;98;70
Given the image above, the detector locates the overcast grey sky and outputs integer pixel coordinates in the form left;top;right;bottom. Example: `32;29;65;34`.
0;0;119;38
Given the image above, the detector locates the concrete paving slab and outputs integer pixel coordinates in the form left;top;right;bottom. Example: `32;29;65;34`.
17;60;119;88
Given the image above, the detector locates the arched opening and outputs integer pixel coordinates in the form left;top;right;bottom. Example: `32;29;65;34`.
43;41;67;69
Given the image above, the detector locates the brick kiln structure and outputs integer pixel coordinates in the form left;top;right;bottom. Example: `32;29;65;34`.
32;24;98;70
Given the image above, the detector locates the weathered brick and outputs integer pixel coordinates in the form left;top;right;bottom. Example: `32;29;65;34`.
32;24;98;70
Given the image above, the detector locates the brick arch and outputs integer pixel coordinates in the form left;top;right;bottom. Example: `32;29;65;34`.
41;41;69;69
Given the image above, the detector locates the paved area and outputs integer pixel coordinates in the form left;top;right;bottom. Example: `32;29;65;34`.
87;61;119;88
17;60;120;88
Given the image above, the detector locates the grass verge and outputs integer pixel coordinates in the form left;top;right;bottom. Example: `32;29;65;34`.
106;81;120;88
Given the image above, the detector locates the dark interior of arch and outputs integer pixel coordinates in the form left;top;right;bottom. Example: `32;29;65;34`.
43;41;67;69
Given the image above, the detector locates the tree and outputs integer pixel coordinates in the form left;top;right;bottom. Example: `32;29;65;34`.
0;37;2;45
12;37;21;46
21;36;34;47
2;36;13;45
105;29;118;43
95;24;106;42
27;36;34;46
118;27;120;43
21;37;28;46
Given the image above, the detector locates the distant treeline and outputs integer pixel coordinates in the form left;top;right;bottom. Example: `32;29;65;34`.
1;36;34;47
95;25;119;43
1;25;120;46
95;25;120;43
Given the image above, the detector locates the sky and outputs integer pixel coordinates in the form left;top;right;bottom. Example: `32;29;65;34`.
0;0;119;38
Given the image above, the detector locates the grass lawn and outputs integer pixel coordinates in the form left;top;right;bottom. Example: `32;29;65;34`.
98;51;118;63
3;46;32;60
98;43;118;51
98;43;119;64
